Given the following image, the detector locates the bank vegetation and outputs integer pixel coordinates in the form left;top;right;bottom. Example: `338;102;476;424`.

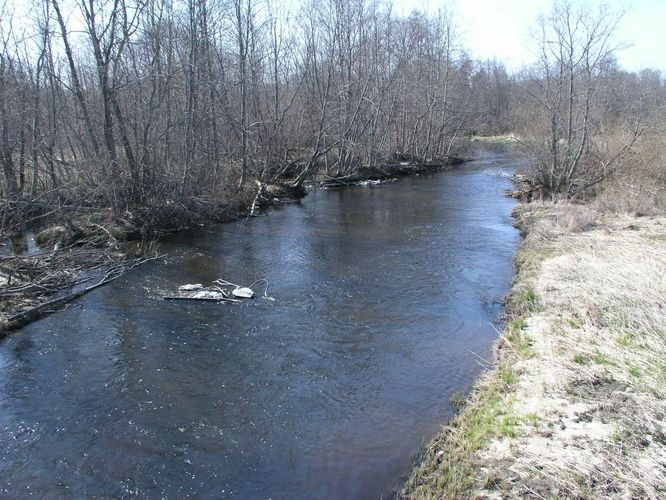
1;0;499;237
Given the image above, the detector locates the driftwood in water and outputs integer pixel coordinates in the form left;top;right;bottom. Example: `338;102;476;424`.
318;158;466;188
163;295;241;303
2;255;161;333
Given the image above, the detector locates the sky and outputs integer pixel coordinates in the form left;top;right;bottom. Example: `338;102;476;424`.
394;0;666;73
4;0;665;74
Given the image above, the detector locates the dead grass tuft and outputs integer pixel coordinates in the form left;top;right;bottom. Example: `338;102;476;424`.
594;132;666;216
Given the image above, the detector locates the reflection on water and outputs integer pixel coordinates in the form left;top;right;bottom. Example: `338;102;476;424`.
0;149;521;499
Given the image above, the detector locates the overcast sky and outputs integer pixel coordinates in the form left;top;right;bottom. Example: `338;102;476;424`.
394;0;666;73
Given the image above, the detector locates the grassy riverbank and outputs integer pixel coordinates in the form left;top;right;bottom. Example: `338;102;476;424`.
402;202;666;498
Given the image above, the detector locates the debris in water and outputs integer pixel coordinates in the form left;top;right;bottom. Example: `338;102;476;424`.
163;290;238;303
178;284;203;292
165;277;274;303
192;290;227;300
231;287;255;299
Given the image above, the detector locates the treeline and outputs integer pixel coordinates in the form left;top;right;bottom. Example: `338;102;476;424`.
0;0;511;220
0;0;664;231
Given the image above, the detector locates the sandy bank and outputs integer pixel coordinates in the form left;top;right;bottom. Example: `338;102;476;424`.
402;202;666;498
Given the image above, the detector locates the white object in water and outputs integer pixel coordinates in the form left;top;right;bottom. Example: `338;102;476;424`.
192;290;226;300
178;283;204;291
358;179;382;186
232;287;255;299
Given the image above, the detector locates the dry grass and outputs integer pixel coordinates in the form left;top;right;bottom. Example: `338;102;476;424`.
594;131;666;216
402;202;666;499
595;177;666;216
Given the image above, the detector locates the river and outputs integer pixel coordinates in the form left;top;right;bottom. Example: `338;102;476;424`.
0;148;520;498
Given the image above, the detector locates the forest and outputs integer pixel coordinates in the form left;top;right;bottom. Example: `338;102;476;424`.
1;0;663;237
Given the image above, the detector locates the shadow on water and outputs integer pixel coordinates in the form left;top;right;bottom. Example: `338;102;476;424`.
0;148;521;499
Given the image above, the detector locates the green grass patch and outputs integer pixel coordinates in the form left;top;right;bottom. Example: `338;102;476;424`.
498;365;517;386
591;350;616;366
522;412;540;427
522;288;538;307
568;316;584;329
610;431;623;443
510;286;542;316
573;353;588;365
616;332;635;347
509;318;527;331
573;351;616;366
498;415;521;438
403;358;522;498
504;329;535;359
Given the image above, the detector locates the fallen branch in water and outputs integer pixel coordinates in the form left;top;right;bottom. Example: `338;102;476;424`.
163;295;242;303
0;276;91;297
1;255;162;334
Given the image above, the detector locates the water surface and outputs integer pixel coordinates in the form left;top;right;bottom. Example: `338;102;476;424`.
0;149;520;498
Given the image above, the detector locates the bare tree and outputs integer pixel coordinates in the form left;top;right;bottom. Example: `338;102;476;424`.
519;1;643;197
233;0;252;188
0;2;18;197
52;0;101;157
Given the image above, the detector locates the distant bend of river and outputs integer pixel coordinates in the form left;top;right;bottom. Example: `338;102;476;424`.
0;147;521;499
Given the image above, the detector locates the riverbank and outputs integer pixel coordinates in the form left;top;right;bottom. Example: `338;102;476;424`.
402;202;666;498
0;186;256;336
307;157;466;188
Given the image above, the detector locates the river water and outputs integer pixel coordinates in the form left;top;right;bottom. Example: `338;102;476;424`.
0;149;520;499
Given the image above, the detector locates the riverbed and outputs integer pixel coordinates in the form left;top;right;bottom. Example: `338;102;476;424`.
0;148;521;498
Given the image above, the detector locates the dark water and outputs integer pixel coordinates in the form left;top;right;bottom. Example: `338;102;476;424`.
0;149;520;499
